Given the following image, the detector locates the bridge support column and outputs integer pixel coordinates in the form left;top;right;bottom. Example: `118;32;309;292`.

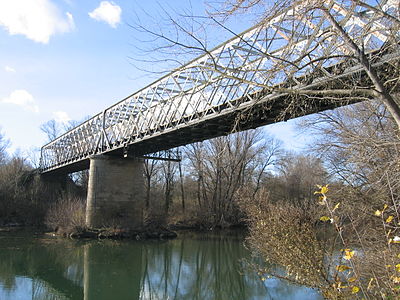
86;155;144;229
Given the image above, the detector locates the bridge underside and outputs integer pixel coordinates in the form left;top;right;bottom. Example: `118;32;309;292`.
47;92;358;175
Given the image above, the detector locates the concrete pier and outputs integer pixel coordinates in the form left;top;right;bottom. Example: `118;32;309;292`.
86;155;144;229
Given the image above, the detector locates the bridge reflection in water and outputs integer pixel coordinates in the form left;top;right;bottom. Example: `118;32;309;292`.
0;232;322;300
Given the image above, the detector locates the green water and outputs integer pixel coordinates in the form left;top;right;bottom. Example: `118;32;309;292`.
0;230;323;300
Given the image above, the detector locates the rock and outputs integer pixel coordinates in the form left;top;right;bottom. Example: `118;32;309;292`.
69;230;98;239
165;231;178;238
5;223;21;227
144;229;177;239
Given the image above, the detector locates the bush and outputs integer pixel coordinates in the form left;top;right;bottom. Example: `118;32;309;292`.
0;158;49;225
237;188;339;296
45;195;86;234
240;184;400;299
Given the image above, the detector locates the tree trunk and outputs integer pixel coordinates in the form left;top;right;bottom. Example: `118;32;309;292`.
178;160;185;212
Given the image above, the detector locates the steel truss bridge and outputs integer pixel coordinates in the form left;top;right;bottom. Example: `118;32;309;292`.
40;0;400;173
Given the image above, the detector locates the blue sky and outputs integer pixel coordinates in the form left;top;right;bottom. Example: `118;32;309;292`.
0;0;309;156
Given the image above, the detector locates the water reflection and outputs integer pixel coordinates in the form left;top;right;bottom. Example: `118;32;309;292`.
0;231;322;300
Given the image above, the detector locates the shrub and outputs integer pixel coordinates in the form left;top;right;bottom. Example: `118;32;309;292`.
45;195;86;234
240;184;400;299
237;187;340;297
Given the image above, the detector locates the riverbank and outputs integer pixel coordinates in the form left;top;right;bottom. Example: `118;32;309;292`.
59;227;178;240
0;223;247;240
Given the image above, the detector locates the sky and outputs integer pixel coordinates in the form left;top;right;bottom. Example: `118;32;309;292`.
0;0;309;157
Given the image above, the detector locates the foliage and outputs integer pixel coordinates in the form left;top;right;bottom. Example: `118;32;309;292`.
305;101;400;297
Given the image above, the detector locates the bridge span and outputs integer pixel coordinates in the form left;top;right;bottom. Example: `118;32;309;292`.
39;1;400;228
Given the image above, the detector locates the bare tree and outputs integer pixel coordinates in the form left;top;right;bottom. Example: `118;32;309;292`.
40;120;63;142
178;158;186;212
300;100;400;205
160;159;177;214
0;129;9;165
185;129;281;226
186;143;207;210
144;159;160;209
25;147;41;169
41;117;91;143
276;152;328;209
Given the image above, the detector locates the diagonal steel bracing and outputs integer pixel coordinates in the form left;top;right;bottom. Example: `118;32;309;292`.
40;0;400;173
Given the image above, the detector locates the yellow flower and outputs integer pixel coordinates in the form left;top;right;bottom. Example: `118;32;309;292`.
352;286;360;294
396;264;400;272
336;265;351;272
315;185;328;195
386;215;394;223
343;249;355;260
393;276;400;283
320;216;332;223
321;185;329;194
374;210;382;217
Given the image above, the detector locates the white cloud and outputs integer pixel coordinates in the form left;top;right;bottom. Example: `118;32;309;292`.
0;0;75;44
53;111;71;124
4;66;16;73
89;1;121;28
1;90;39;113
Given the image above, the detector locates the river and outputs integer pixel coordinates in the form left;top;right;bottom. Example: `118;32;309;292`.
0;230;323;300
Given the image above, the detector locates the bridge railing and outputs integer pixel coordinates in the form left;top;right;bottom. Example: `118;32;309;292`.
40;0;399;172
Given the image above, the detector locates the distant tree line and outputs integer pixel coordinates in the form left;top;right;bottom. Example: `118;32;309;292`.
0;122;86;227
143;128;329;229
0;119;330;230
